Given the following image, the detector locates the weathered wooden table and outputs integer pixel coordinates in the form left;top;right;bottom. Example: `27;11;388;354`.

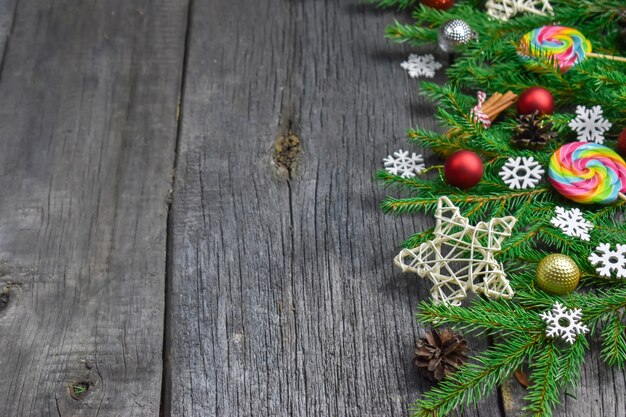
0;1;623;416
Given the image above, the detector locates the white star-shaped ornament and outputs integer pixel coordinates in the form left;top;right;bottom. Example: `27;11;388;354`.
383;149;425;179
499;156;544;189
486;0;553;21
588;243;626;278
568;105;612;144
540;302;589;344
550;206;593;241
395;197;517;306
400;54;443;79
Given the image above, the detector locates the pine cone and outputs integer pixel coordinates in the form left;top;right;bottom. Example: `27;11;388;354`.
511;111;556;150
415;328;468;381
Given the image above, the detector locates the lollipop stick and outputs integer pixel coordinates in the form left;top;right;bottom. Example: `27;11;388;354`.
588;52;626;63
619;193;626;201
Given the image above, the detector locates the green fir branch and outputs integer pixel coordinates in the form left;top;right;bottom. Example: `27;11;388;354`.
601;314;626;367
558;336;588;388
380;185;551;218
371;0;419;9
403;227;436;249
417;298;544;336
411;333;541;417
523;340;562;417
385;20;437;44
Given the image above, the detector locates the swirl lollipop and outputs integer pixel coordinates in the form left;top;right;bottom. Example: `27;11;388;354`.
548;142;626;205
518;26;626;72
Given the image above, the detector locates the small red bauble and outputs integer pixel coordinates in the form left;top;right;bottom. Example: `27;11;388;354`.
421;0;454;10
618;127;626;156
444;150;484;189
517;87;554;115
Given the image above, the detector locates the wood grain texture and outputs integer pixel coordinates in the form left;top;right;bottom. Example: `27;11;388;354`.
168;1;501;416
0;0;17;70
0;0;188;415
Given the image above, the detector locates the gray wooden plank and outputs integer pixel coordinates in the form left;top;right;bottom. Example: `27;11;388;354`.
168;1;502;416
0;0;18;72
0;0;188;415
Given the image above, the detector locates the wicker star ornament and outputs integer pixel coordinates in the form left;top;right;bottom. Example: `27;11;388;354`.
395;197;517;306
485;0;553;21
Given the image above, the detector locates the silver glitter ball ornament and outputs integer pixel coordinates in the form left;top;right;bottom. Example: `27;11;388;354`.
438;19;477;52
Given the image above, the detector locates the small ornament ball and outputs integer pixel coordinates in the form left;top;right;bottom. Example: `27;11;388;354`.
421;0;454;10
536;254;580;295
438;19;477;53
517;87;554;115
444;150;484;189
618;127;626;157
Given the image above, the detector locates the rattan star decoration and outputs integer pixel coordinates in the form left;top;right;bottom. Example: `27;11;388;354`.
395;197;517;306
485;0;553;21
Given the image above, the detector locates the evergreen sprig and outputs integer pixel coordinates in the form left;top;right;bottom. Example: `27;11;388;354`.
412;333;541;417
376;0;626;416
371;0;419;10
523;341;562;417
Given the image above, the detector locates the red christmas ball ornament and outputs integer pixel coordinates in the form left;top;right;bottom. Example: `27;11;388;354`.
517;87;554;115
421;0;454;10
618;127;626;156
444;150;484;189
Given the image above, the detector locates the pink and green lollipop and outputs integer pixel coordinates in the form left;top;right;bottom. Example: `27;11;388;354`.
548;142;626;205
519;26;626;72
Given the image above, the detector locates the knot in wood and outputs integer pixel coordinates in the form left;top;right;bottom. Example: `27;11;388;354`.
273;134;301;179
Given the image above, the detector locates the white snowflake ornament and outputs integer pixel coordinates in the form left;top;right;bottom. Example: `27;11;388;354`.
499;156;544;189
400;54;443;79
395;196;517;306
540;302;589;344
550;206;594;241
383;150;425;179
486;0;553;21
588;243;626;278
568;105;612;144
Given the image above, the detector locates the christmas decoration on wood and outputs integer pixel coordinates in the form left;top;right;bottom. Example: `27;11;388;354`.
535;253;580;295
438;19;477;52
548;142;626;204
384;150;426;178
550;206;594;241
401;54;443;78
444;150;483;189
395;196;517;306
588;243;626;279
568;105;612;144
376;1;626;415
421;0;454;10
470;91;518;128
485;0;553;21
540;302;589;344
499;156;544;189
516;87;553;115
518;26;626;72
415;328;468;381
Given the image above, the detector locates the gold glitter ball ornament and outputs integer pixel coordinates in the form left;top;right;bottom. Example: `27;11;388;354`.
535;254;580;295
